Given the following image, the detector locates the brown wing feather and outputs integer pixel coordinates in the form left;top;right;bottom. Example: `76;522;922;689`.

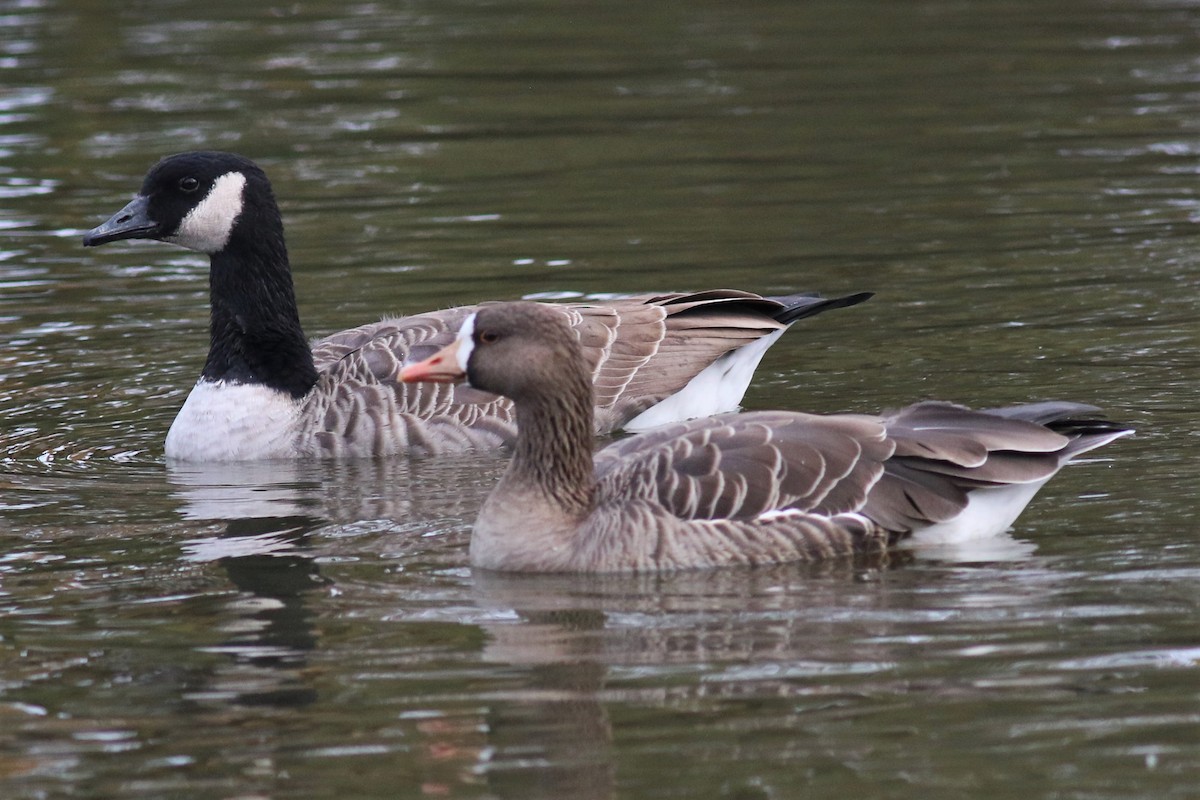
594;411;891;522
595;399;1120;537
313;308;510;412
861;400;1093;531
604;294;790;423
882;401;1069;463
306;290;818;448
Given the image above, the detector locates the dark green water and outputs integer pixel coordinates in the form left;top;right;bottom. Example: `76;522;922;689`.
1;0;1197;797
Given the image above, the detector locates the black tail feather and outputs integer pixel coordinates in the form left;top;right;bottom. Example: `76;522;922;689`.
769;291;874;325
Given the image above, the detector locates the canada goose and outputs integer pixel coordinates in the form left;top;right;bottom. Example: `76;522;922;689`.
400;302;1131;573
82;151;870;460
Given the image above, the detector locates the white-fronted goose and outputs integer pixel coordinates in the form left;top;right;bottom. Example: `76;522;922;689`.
400;302;1132;573
82;151;869;461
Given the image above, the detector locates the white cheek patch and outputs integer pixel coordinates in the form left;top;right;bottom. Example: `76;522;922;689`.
167;171;247;254
455;313;477;372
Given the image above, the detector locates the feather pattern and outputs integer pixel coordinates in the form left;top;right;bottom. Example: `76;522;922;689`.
82;151;870;460
288;293;863;458
401;301;1132;573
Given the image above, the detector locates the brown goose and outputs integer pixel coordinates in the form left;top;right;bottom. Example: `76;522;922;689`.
400;301;1131;573
82;151;869;461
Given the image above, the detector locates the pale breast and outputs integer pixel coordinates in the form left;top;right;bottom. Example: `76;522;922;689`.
165;380;303;460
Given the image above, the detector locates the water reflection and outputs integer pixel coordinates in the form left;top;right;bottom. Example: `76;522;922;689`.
464;563;901;799
188;517;327;709
167;461;328;523
165;452;505;524
161;453;506;716
163;454;506;713
460;555;1194;796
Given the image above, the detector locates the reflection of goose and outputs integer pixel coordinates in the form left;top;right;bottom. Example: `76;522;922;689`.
187;515;327;709
401;302;1132;572
167;454;505;524
470;563;896;673
83;151;869;460
466;564;910;800
168;460;323;522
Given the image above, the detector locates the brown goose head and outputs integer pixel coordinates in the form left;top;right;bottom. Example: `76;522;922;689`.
400;301;585;403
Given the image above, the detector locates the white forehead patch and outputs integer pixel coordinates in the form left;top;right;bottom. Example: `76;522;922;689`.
166;171;247;254
455;313;477;372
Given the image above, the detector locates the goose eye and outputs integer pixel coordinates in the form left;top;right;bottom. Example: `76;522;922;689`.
178;177;200;193
478;330;500;345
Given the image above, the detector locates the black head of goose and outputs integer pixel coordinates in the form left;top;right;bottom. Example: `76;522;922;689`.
400;301;1132;573
83;151;871;461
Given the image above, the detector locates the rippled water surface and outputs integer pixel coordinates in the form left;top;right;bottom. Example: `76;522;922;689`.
2;0;1198;797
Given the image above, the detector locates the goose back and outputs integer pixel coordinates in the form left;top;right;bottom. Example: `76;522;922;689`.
293;291;867;457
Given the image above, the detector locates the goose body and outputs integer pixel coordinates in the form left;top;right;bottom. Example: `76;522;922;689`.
82;151;870;460
400;302;1131;573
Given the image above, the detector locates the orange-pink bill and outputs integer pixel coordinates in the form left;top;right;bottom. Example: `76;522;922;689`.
399;340;466;384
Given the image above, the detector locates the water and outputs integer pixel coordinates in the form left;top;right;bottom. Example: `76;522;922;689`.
2;0;1198;796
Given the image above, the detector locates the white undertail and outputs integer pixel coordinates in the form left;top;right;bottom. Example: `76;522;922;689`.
624;328;786;431
906;480;1051;545
906;427;1132;546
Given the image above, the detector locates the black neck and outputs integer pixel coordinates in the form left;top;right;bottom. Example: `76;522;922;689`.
507;371;597;518
201;227;317;398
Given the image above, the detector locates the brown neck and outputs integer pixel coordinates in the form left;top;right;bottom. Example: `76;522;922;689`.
505;368;597;519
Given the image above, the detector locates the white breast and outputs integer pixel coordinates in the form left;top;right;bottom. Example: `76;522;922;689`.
165;380;303;461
